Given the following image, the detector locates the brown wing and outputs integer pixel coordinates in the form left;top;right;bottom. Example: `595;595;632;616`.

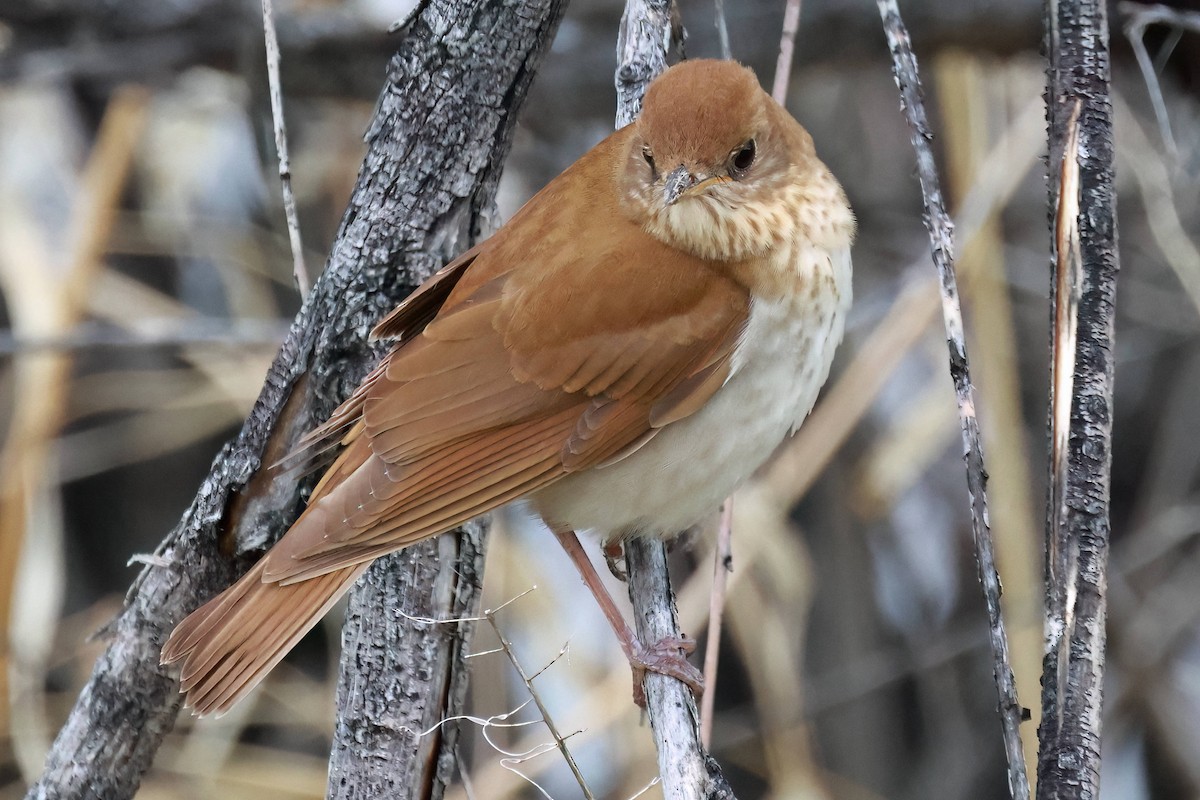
262;127;748;581
163;128;748;714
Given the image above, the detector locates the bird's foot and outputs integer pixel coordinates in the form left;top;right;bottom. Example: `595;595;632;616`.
627;635;704;708
602;540;628;581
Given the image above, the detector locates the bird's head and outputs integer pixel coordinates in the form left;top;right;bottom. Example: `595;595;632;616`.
620;59;842;263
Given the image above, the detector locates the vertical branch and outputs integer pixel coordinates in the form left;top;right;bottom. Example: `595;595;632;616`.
874;2;1031;798
325;4;568;799
261;0;310;298
713;0;732;60
616;4;737;798
1039;0;1120;796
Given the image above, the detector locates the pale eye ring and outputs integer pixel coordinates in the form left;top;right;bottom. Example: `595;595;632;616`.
730;139;756;176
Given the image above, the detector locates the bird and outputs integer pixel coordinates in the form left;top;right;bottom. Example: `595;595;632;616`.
161;58;855;716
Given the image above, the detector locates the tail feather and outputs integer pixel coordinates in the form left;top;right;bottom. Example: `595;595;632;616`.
162;559;367;716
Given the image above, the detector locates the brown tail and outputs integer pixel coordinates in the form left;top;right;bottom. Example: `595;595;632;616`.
161;559;368;716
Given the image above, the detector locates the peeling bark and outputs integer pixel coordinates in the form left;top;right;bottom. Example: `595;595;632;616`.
1038;1;1119;797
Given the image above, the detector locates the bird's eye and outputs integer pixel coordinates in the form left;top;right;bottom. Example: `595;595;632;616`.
642;146;656;173
730;140;756;176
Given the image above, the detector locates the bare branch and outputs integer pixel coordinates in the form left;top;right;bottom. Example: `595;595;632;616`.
260;0;310;297
1118;2;1200;160
713;0;732;60
700;500;733;749
874;2;1030;798
772;0;802;105
1039;1;1120;796
23;3;567;798
615;4;737;798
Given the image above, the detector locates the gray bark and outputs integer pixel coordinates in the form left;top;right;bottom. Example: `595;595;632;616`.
25;2;567;798
323;4;568;796
1038;0;1120;797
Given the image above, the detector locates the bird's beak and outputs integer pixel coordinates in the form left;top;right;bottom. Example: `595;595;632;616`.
663;166;696;206
663;166;727;206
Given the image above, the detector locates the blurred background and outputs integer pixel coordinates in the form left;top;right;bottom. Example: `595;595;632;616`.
2;0;1199;797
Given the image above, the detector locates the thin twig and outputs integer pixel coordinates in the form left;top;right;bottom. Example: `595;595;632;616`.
874;3;1030;799
713;0;732;60
772;0;802;105
700;500;733;749
1118;2;1200;161
484;610;596;800
261;0;310;298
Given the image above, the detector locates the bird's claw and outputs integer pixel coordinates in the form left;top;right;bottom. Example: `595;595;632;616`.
628;635;704;708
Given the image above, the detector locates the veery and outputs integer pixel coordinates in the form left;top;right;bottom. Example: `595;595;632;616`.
162;59;855;715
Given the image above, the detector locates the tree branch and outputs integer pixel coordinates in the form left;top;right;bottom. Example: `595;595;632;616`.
615;3;736;798
1039;0;1120;796
25;2;567;798
874;2;1030;798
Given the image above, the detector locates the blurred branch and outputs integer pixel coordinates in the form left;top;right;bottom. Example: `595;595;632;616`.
0;84;148;778
713;0;731;60
772;0;801;105
615;3;736;799
1119;2;1200;160
25;3;567;798
874;3;1030;799
1039;0;1120;796
699;500;732;749
260;0;310;298
0;319;290;354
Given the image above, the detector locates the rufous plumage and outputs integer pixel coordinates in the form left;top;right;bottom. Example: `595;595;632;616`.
161;58;855;716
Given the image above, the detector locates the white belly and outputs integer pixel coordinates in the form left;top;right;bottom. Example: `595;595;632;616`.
531;247;851;539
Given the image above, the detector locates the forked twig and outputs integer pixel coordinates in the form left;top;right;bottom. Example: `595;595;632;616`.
399;587;596;799
483;608;596;800
874;2;1030;798
1118;2;1200;160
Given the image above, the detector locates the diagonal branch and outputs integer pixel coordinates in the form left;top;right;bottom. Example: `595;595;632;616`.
26;3;567;798
874;2;1031;798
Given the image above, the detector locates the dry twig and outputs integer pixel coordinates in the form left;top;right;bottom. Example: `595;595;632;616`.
260;0;309;297
1118;2;1200;160
772;0;802;105
699;501;733;749
874;2;1030;798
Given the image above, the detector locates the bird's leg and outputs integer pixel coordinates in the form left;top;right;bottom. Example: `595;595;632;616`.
551;527;704;707
601;539;628;581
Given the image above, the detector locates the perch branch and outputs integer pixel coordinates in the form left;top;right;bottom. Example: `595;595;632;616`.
616;3;737;798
